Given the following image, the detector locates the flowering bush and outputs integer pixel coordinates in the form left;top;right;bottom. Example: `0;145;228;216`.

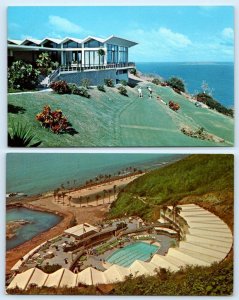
50;80;71;94
169;100;180;111
8;60;40;90
36;105;68;133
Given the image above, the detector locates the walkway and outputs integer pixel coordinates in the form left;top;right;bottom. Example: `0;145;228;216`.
7;204;233;289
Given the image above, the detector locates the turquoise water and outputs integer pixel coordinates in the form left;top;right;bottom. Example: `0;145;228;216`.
107;242;159;267
136;62;234;108
6;207;62;250
7;154;183;196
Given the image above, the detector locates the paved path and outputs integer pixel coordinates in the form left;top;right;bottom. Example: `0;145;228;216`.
7;204;233;289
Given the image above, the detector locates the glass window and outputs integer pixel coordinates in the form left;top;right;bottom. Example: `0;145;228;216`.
84;39;103;48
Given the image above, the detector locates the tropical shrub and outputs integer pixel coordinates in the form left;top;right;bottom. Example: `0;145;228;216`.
120;80;128;86
50;80;71;94
8;60;40;90
8;122;42;147
38;264;62;274
80;78;91;88
195;93;233;117
118;86;128;96
166;77;185;93
130;68;137;76
97;85;105;92
36;52;53;76
152;78;161;85
104;78;114;87
36;105;68;134
169;100;180;111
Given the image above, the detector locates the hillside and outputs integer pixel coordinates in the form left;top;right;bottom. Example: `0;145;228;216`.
8;82;234;147
109;154;233;228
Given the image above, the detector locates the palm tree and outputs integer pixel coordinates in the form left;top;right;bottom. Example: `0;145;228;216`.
103;190;107;204
162;205;167;219
113;185;117;201
95;194;100;206
108;190;112;203
97;49;105;67
86;196;90;207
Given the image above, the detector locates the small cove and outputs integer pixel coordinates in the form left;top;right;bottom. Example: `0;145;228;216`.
6;207;62;250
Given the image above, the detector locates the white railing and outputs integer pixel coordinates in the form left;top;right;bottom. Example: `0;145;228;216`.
59;62;135;73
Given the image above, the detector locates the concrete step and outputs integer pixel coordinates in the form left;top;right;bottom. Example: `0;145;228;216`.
186;234;232;247
177;247;220;264
188;228;232;238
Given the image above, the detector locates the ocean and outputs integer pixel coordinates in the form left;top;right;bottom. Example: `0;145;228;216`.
6;153;184;196
136;62;234;108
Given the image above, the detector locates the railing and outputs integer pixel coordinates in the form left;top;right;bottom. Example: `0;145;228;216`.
59;62;135;73
48;68;60;83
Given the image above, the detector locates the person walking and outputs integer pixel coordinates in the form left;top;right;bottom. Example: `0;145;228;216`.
147;86;153;98
138;87;143;98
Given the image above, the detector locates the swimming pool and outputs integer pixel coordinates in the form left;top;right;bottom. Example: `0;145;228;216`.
106;242;159;267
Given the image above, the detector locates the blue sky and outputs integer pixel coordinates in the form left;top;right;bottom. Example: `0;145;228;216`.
8;6;234;62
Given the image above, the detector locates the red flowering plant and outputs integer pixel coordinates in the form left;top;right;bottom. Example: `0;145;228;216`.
169;100;180;111
36;105;68;133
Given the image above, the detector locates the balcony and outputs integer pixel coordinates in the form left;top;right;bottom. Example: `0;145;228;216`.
59;62;135;73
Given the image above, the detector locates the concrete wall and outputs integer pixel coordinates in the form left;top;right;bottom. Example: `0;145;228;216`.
58;69;117;86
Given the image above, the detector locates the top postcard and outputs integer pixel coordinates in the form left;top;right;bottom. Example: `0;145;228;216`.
7;6;234;147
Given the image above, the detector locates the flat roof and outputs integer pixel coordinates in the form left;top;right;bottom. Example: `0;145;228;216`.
64;223;98;237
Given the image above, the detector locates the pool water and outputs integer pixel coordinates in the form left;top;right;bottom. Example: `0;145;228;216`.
106;242;159;267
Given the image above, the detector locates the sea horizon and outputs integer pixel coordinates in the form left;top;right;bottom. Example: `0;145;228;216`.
6;153;185;197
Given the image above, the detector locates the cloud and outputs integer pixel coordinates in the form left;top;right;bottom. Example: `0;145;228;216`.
48;15;86;34
126;26;233;62
158;27;192;48
221;27;234;40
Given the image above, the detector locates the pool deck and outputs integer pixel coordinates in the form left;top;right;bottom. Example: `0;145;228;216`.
7;204;233;289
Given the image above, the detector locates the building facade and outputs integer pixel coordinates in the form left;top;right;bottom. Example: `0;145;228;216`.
8;35;137;85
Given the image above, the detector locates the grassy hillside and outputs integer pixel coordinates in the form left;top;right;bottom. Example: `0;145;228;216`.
109;154;233;227
8;82;234;147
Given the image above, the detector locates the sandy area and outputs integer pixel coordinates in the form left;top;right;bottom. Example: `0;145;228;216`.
6;174;142;273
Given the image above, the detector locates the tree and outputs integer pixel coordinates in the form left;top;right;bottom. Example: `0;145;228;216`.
108;190;112;203
113;185;117;200
166;77;185;93
86;196;90;206
97;49;105;66
103;190;107;205
95;194;100;206
8;60;40;90
36;52;53;75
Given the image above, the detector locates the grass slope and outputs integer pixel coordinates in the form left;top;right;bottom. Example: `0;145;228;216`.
8;83;234;147
109;154;233;227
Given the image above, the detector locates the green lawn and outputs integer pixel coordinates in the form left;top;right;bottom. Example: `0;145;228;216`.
8;83;234;147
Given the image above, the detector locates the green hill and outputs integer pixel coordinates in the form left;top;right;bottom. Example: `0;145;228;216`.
8;82;234;147
109;154;233;228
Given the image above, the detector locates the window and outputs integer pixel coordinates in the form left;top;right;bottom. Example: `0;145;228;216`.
84;39;103;48
63;41;81;48
107;44;118;64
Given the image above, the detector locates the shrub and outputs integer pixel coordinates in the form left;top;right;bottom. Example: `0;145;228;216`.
166;77;185;93
8;122;42;147
130;68;137;76
118;86;128;96
68;84;90;98
80;78;91;88
8;60;40;90
50;80;71;94
97;85;105;92
195;93;233;117
120;80;128;86
169;100;180;111
152;78;161;85
104;78;114;87
36;105;68;134
38;264;62;274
